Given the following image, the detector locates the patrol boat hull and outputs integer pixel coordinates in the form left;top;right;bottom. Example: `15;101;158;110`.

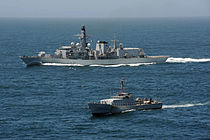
21;56;169;66
88;103;112;116
88;102;162;116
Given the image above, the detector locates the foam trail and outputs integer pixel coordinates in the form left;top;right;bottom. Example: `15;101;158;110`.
162;101;209;109
90;63;155;67
122;109;136;113
166;57;210;63
42;63;84;67
128;62;155;67
41;62;155;67
90;64;126;67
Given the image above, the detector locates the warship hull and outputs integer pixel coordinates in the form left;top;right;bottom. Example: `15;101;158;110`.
21;56;169;66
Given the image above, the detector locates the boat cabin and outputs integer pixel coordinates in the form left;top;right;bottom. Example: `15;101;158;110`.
100;92;136;106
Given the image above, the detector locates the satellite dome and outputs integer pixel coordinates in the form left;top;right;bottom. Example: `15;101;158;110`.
71;42;75;46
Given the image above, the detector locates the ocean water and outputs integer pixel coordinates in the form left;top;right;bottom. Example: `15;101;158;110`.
0;17;210;139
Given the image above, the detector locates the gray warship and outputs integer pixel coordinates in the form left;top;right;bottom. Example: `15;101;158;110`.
21;25;169;66
88;79;162;116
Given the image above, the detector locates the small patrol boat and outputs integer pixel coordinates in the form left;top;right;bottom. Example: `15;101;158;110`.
88;79;162;116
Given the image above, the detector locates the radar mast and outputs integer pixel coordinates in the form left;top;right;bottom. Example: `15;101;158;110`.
74;25;87;49
111;33;119;49
80;25;87;48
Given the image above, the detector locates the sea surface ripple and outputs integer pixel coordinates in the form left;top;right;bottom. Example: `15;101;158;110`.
0;18;210;139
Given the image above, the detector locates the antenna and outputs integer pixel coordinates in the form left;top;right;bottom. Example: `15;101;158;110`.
120;78;125;93
111;33;119;49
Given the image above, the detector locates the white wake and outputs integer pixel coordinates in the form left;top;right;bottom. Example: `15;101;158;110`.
90;63;155;67
41;63;84;67
121;109;136;113
166;57;210;63
162;101;209;109
41;62;155;67
40;58;210;67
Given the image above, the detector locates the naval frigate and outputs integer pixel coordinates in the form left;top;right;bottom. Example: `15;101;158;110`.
21;25;169;66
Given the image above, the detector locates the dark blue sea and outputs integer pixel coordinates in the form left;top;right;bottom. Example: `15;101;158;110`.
0;17;210;139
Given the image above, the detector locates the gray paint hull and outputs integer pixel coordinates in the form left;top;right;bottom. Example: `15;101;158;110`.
21;56;169;66
88;103;112;116
111;103;162;113
88;103;162;116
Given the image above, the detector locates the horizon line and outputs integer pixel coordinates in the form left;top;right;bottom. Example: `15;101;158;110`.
0;16;210;19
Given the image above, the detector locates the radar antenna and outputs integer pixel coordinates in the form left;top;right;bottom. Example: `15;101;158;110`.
111;33;119;49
